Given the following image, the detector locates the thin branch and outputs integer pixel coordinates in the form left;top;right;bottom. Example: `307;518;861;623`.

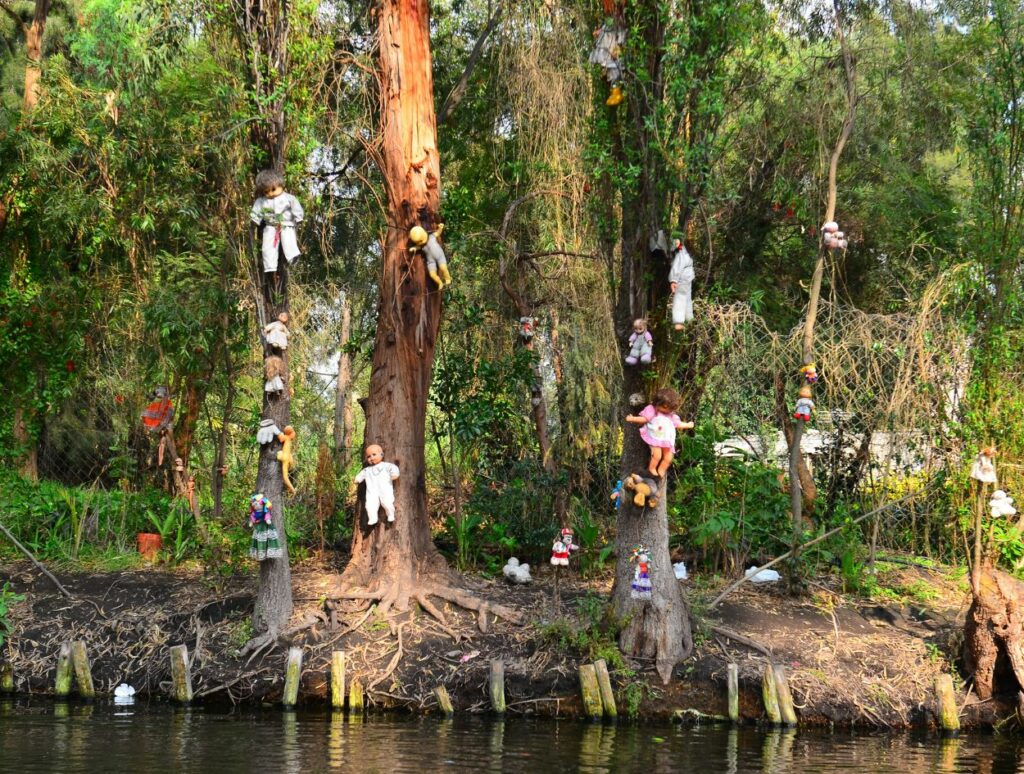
437;0;506;126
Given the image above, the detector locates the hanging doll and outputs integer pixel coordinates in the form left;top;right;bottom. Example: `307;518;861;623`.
409;223;451;289
264;312;290;350
256;419;282;445
990;490;1017;519
970;447;998;484
793;385;814;422
519;317;536;342
355;444;400;526
265;355;286;394
669;239;695;329
276;426;297;495
589;20;626;106
248;493;284;561
141;386;175;433
249;169;304;288
625;387;694;478
625;318;653;366
630;544;653;600
800;362;819;384
550;528;580;566
821;221;848;251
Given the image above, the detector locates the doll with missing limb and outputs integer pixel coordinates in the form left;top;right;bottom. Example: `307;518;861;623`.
409;224;451;289
669;239;695;329
355;444;400;526
626;387;694;478
625;318;653;365
249;169;304;291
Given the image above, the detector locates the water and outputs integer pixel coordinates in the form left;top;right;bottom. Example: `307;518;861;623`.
1;698;1022;773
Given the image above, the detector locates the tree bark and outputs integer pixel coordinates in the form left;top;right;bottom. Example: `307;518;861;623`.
333;292;353;472
21;0;51;112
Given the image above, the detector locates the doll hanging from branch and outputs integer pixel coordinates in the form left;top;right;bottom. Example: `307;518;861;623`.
276;425;297;495
669;239;695;329
589;18;626;106
409;223;451;289
793;385;814;422
625;387;693;478
249;169;304;293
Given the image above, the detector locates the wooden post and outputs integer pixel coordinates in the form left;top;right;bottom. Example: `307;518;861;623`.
331;651;346;710
0;663;13;694
168;644;193;703
489;660;506;714
727;663;739;723
434;685;454;716
55;642;73;697
282;646;303;708
935;674;959;735
70;641;95;700
579;663;603;719
761;664;781;724
594;658;617;718
349;679;364;714
772;664;796;726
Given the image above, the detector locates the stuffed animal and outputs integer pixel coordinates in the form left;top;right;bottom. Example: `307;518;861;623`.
550;528;580;566
971;447;998;484
257;419;282;445
793;385;814;422
625;319;653;365
519;317;535;341
249;169;304;282
990;490;1017;519
503;557;532;584
276;425;297;494
623;473;660;509
800;362;818;384
264;312;290;350
409;223;451;289
265;355;286;393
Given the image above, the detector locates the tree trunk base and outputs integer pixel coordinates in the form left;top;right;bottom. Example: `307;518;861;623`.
964;564;1024;700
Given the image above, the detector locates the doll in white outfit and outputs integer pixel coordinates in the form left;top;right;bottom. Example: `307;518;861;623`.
355;444;400;526
249;169;304;288
669;239;695;329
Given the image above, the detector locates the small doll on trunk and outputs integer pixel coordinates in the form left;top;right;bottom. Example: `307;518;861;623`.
793;385;814;422
971;447;998;484
630;544;652;600
625;318;653;365
355;444;400;526
669;239;695;329
626;387;693;478
409;223;451;289
589;20;626;106
249;169;304;291
248;493;284;561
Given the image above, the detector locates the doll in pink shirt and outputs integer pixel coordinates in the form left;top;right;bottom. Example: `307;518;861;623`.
626;387;693;478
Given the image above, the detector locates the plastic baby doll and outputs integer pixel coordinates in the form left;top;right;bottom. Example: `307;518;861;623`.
669;239;695;329
625;318;653;365
354;444;400;526
409;223;451;289
970;447;998;484
264;312;290;350
625;387;694;478
793;385;814;422
249;169;304;288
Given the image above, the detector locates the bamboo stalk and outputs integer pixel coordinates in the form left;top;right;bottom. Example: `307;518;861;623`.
331;651;346;710
434;685;454;716
70;641;95;700
349;679;364;713
772;664;796;726
489;660;506;714
55;642;73;697
283;646;303;708
762;664;781;724
579;664;603;719
168;644;193;703
727;663;739;723
935;674;959;735
594;659;617;718
1;662;14;693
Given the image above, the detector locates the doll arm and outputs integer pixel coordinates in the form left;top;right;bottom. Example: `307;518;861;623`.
389;463;400;480
674;418;694;429
354;467;367;484
249;199;264;225
628;332;638;344
625;415;648;425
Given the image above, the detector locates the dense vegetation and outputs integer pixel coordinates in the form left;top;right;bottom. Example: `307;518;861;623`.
0;0;1022;597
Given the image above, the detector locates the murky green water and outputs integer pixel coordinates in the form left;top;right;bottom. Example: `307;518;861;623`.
1;698;1022;773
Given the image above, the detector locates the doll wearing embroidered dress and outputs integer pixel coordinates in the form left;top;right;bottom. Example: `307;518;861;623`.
630;546;652;600
626;387;693;478
249;169;304;287
355;444;400;526
669;240;695;329
248;493;284;561
625;318;653;365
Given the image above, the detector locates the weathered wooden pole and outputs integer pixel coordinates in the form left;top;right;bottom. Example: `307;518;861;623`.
772;664;796;726
282;646;303;708
434;685;454;716
0;663;13;693
935;674;959;735
70;641;95;700
594;658;617;719
489;660;506;714
168;644;193;703
55;642;73;697
349;679;364;714
727;663;739;723
579;664;603;719
331;651;346;710
762;664;781;724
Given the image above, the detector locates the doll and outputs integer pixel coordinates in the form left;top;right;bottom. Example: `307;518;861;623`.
256;419;282;445
990;489;1017;519
265;355;285;394
589;20;626;106
249;493;284;561
669;240;695;329
610;479;624;511
276;425;297;494
793;385;814;422
409;223;451;289
630;545;652;600
141;385;175;433
625;318;653;365
249;169;304;286
550;528;580;566
800;362;818;384
264;312;290;350
970;447;998;484
626;387;694;478
519;317;535;341
354;444;400;526
822;221;848;251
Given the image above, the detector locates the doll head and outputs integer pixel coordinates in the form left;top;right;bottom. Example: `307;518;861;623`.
277;312;289;325
409;226;428;247
652;387;681;413
633;318;648;334
981;446;997;458
255;169;285;198
798;385;812;399
365;444;384;465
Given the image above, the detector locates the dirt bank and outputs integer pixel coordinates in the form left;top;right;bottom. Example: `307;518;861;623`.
0;556;1014;728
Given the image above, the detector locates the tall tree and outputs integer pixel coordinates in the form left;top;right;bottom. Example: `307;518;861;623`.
0;0;52;111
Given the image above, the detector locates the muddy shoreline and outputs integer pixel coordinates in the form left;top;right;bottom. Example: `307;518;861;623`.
0;558;1014;729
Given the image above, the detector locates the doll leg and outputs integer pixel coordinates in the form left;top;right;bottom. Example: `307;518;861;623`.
380;494;396;522
426;254;444;289
648;446;663;477
437;253;451;285
364;493;381;526
261;227;279;273
640;344;652;364
281;228;300;265
656;448;675;477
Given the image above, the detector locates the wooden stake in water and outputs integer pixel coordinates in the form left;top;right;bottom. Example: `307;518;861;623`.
168;644;193;703
331;651;346;710
434;685;454;716
55;643;73;697
0;663;13;694
349;679;364;714
594;659;617;718
727;663;739;723
489;660;506;714
282;647;303;708
762;664;781;724
935;674;960;735
772;664;796;726
70;641;95;700
579;664;603;719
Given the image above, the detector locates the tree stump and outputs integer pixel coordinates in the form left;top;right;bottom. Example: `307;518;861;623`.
963;564;1024;700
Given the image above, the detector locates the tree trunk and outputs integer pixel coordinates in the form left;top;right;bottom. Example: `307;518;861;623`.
22;0;51;112
342;0;445;597
964;564;1024;700
12;406;38;481
333;292;353;472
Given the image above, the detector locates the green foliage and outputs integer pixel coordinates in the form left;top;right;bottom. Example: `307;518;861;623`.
0;582;24;648
539;593;624;670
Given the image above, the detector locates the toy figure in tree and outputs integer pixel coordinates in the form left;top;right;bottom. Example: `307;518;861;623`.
276;426;297;495
990;490;1017;519
610;479;624;510
590;19;626;106
141;386;174;432
354;444;400;526
409;223;451;289
264;312;290;350
249;169;304;290
630;545;652;600
249;493;284;561
519;317;535;342
265;356;285;393
821;221;847;250
971;447;998;484
625;318;653;365
623;472;660;508
256;419;282;445
669;239;695;328
625;387;693;478
550;527;580;566
793;385;814;422
800;362;818;384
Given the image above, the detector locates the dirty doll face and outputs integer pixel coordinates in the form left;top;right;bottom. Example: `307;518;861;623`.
365;445;384;465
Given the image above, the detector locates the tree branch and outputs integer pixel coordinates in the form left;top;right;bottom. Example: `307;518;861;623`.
0;2;29;36
437;0;505;126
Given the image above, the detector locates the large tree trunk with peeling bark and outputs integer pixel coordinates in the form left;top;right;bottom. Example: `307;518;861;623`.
964;564;1024;700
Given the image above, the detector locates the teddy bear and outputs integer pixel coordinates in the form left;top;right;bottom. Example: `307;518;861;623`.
623;473;660;509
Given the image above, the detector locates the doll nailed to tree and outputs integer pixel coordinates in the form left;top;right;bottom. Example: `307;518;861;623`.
409;223;451;289
669;239;695;329
248;493;284;561
625;318;653;365
626;387;694;478
355;444;400;526
249;169;304;287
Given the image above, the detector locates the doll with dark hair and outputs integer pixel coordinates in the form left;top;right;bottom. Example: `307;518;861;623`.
249;169;304;288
